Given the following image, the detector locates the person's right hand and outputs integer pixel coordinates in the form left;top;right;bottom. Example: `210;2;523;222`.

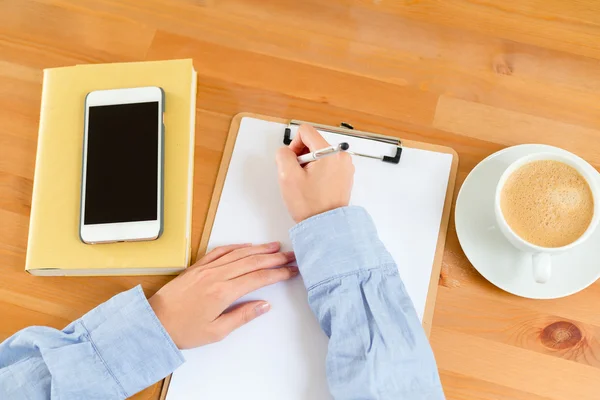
276;124;355;223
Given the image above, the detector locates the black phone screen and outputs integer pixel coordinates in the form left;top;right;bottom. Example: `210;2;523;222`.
84;102;159;225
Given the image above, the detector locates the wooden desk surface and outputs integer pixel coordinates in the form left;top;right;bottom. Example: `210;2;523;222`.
2;1;600;399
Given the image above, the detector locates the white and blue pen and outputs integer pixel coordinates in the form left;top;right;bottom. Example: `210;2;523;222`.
297;142;350;165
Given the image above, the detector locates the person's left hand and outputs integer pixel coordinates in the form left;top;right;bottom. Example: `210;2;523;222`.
149;242;297;349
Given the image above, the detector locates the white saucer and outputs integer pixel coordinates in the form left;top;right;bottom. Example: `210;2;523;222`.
455;144;600;299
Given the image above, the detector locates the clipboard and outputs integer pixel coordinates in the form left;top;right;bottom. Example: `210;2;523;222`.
160;112;459;400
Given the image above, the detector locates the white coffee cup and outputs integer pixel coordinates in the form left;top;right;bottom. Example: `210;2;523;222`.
494;152;600;284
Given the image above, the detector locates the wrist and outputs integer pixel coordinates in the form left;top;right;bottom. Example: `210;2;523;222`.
294;202;350;223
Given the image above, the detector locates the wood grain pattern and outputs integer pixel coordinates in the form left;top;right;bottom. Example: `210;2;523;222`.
434;96;600;162
1;0;600;399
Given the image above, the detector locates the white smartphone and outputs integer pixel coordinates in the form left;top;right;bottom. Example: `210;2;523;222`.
80;86;164;244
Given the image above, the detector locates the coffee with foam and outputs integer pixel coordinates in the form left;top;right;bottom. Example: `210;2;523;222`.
500;160;594;248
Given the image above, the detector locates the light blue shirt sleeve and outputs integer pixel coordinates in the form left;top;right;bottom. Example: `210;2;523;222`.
290;206;445;399
1;206;443;399
0;285;184;399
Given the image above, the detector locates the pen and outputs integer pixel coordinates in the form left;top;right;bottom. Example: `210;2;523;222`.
297;142;350;165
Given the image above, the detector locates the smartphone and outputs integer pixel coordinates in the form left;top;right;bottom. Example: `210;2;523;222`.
80;86;164;244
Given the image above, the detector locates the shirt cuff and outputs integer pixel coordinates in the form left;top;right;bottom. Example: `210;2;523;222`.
290;206;395;290
80;285;184;397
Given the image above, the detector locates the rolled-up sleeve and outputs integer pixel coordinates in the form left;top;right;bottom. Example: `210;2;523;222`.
291;206;445;399
0;285;184;399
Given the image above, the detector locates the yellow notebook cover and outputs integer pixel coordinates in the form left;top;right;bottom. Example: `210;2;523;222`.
26;59;197;276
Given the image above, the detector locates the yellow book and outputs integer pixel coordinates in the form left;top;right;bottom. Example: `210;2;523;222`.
26;59;197;276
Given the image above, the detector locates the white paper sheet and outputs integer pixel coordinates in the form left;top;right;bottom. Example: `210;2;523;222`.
166;117;453;400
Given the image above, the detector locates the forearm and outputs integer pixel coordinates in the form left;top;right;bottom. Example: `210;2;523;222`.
0;286;184;399
291;206;445;399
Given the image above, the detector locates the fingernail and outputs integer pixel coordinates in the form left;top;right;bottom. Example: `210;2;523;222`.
266;241;280;250
289;266;299;275
255;302;271;316
284;251;296;261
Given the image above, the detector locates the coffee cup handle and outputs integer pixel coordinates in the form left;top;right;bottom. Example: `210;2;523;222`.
532;253;551;283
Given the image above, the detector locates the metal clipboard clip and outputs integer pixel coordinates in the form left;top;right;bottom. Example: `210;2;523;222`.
283;120;403;164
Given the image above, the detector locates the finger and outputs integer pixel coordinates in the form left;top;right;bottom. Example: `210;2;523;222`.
228;266;299;299
276;146;303;181
195;243;252;267
206;241;281;269
289;124;329;154
212;301;271;339
223;251;296;279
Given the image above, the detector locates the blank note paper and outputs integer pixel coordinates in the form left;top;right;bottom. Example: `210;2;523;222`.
166;117;453;400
